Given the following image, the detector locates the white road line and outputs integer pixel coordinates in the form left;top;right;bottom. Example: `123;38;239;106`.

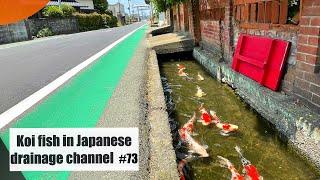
0;24;145;130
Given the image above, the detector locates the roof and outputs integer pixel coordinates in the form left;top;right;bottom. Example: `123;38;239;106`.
47;0;85;7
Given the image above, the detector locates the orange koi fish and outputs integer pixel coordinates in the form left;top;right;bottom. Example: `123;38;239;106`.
235;146;263;180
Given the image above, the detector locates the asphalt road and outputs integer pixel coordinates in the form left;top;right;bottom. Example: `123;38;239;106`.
0;22;145;114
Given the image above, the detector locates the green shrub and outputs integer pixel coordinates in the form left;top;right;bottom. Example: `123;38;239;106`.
43;6;63;18
37;27;54;38
60;4;76;17
108;15;118;28
74;12;104;31
74;12;117;31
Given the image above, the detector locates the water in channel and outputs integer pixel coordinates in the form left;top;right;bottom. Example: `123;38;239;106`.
158;54;320;180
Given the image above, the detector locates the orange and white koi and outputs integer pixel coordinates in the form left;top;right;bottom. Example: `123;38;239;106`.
178;68;189;77
218;156;244;180
235;146;263;180
197;72;204;81
185;133;209;157
195;85;206;97
210;111;238;135
179;113;197;141
176;64;188;77
177;64;186;70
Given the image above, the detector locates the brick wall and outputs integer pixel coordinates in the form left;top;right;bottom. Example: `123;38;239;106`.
198;0;226;56
200;20;223;54
292;0;320;112
178;3;189;32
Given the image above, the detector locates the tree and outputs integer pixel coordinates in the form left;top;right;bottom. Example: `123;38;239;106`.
93;0;109;14
151;0;185;13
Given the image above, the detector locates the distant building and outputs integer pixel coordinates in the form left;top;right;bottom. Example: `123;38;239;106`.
47;0;94;11
108;3;125;17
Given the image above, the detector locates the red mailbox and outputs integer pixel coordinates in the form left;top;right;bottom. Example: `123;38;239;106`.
232;34;290;91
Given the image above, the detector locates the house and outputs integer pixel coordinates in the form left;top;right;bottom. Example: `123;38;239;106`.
108;3;125;17
47;0;94;12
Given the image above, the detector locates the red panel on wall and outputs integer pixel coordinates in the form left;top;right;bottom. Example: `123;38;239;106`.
232;34;290;91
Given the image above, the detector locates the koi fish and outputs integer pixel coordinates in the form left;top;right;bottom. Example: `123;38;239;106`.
178;159;188;180
177;156;196;180
179;112;197;141
235;146;263;180
177;64;186;70
178;68;189;77
195;85;206;97
198;103;213;126
197;72;204;81
210;111;239;136
182;112;197;135
185;133;209;157
217;156;244;180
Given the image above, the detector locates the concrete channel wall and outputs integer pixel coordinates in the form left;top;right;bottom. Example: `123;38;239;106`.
147;49;180;179
193;47;320;170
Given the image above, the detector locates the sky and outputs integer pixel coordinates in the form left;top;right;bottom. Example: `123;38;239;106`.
107;0;150;15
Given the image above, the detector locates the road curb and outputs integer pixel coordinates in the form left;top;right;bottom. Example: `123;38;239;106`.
146;49;179;180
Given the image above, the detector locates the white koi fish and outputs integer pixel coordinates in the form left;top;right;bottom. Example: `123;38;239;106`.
185;133;209;157
195;85;206;98
217;156;244;180
197;72;204;81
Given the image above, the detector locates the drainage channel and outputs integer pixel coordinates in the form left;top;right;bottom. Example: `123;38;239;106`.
158;52;320;180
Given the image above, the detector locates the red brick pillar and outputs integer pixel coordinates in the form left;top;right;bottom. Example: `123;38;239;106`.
183;3;189;32
223;0;234;63
191;0;201;45
294;0;320;112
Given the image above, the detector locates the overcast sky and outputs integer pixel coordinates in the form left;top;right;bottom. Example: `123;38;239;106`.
107;0;150;15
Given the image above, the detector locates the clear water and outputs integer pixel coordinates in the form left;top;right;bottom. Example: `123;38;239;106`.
159;58;320;180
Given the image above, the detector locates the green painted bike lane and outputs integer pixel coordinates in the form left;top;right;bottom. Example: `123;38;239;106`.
0;25;146;180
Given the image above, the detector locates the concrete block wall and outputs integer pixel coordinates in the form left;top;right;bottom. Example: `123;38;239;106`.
0;21;29;45
27;18;79;37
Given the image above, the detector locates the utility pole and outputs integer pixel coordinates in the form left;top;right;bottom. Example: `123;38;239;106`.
137;7;140;22
128;0;131;24
58;0;61;8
